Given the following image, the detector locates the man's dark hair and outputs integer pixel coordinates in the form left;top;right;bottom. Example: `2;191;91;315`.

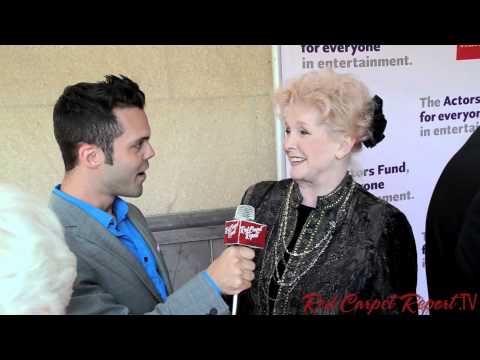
53;74;145;171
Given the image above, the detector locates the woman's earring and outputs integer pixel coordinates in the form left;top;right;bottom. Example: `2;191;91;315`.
335;147;346;160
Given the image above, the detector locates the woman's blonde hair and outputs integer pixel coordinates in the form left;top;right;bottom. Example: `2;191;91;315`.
275;69;375;151
0;184;77;314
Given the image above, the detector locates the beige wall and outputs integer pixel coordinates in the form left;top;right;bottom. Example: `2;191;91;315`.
0;46;276;216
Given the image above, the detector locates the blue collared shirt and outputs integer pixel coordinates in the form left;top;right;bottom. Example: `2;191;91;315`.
52;185;221;300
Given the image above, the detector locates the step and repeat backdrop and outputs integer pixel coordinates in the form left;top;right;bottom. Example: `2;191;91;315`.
275;45;480;311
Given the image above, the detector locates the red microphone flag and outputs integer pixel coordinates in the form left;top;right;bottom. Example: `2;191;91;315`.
224;219;267;249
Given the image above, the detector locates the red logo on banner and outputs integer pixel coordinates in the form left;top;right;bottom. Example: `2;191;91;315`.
456;45;480;60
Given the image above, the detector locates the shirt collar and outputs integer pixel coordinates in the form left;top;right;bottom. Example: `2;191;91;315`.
112;197;129;223
52;184;129;228
290;172;354;209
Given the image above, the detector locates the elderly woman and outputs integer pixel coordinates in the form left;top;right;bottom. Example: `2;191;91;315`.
0;184;77;314
238;70;417;315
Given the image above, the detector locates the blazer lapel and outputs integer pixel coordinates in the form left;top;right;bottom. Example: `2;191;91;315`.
127;207;174;294
86;224;163;302
50;193;162;302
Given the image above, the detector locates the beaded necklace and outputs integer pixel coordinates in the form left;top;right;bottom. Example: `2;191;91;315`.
258;176;356;314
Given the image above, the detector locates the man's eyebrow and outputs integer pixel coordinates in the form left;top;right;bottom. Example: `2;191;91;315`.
129;136;150;145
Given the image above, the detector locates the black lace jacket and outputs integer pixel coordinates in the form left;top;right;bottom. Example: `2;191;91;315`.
237;174;418;315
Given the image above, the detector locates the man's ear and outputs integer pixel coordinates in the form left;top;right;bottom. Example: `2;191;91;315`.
77;143;104;169
335;134;356;160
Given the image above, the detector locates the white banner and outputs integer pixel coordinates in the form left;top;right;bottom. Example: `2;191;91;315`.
275;45;480;313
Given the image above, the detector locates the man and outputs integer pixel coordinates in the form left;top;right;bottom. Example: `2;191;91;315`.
49;75;255;315
0;184;77;314
425;127;480;314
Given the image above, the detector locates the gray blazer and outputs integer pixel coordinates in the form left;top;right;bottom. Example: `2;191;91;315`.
49;193;229;315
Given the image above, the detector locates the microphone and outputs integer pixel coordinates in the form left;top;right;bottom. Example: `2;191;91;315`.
224;205;267;315
224;205;267;249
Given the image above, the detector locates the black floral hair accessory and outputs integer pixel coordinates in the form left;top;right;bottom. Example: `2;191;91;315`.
363;94;387;148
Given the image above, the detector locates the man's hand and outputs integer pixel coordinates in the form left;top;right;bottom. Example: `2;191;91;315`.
206;246;256;295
